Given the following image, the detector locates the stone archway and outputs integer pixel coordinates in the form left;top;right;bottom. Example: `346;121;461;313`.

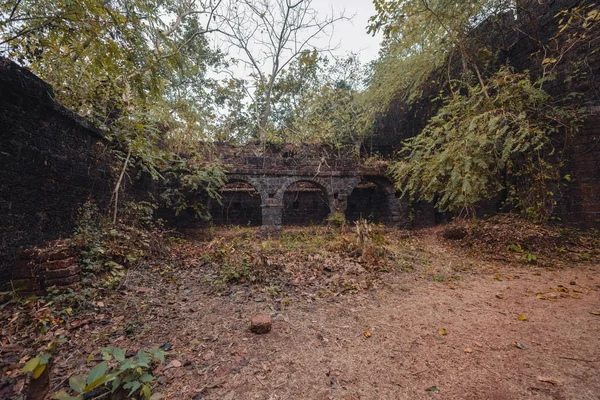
210;180;262;226
345;177;398;224
282;180;330;226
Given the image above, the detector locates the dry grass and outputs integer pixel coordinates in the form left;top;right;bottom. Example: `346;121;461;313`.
1;222;599;400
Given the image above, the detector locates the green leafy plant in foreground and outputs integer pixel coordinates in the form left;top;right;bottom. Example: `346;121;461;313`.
52;346;165;400
21;352;52;379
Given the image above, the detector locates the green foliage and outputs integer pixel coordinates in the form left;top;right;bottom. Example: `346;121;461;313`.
51;346;165;400
217;259;253;285
391;67;580;218
22;352;52;379
206;0;348;145
327;211;346;227
544;4;600;93
158;152;226;218
73;201;110;275
73;200;168;288
368;0;507;47
370;0;596;222
508;242;538;264
123;201;160;231
366;0;511;114
522;252;537;264
0;0;222;139
205;240;256;286
268;50;326;134
212;52;375;151
290;81;374;153
507;243;524;253
262;55;375;153
1;0;227;219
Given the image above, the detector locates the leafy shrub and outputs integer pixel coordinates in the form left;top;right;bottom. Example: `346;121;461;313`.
73;200;168;288
327;211;346;227
123;201;160;230
51;346;165;400
391;67;581;219
159;154;226;219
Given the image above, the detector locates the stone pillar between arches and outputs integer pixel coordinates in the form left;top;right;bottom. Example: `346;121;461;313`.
260;198;283;237
330;194;348;218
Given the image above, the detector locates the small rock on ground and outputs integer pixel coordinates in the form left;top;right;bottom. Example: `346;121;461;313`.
250;315;272;334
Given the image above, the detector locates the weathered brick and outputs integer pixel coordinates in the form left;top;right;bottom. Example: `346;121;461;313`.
12;260;38;279
45;274;81;288
250;315;272;334
40;264;80;280
41;258;77;271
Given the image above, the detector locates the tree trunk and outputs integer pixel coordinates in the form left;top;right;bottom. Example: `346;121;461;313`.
259;86;273;147
112;148;132;225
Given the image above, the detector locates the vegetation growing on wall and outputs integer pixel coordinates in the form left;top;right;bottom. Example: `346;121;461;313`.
2;2;600;398
367;0;599;219
0;0;227;222
1;0;598;222
390;67;581;218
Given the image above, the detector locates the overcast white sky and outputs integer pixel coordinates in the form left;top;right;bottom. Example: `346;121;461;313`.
312;0;383;64
209;0;383;82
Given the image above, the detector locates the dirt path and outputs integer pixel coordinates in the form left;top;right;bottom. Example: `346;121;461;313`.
5;227;599;400
120;233;600;400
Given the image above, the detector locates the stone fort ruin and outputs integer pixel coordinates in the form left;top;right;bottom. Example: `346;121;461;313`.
209;144;406;233
0;58;411;282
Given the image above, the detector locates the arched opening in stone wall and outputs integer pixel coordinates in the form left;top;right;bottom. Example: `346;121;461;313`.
345;178;395;224
283;180;330;226
210;181;262;226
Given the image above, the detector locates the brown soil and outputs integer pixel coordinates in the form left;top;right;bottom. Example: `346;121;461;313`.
2;225;600;400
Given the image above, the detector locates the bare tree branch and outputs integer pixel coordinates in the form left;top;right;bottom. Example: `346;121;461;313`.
209;0;349;146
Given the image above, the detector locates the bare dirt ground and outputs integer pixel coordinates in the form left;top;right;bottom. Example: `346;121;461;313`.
2;223;600;400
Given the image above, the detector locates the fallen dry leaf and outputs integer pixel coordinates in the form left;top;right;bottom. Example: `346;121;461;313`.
363;331;372;338
590;310;600;316
496;294;504;299
517;314;529;321
537;376;559;385
438;328;447;336
513;342;528;350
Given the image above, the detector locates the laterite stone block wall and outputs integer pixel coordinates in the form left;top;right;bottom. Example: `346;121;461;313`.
12;239;81;293
370;0;600;228
0;58;112;283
